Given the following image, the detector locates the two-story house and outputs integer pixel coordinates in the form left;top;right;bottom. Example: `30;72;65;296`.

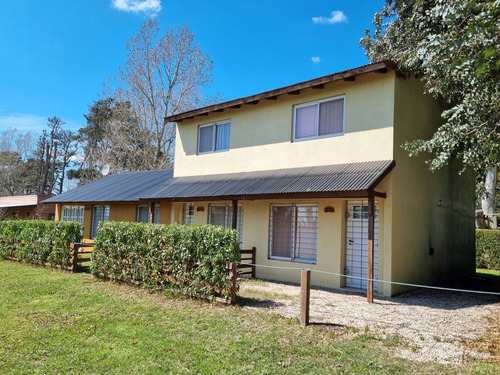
44;61;475;296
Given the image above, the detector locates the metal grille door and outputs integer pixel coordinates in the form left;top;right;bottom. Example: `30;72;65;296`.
345;201;378;290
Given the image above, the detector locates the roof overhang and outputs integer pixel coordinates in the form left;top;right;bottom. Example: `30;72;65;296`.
164;61;396;123
141;160;395;203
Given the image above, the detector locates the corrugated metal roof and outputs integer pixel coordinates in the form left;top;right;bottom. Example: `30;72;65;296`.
42;161;394;204
143;160;394;201
42;169;174;204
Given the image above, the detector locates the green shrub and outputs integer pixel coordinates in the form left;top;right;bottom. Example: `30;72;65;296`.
0;220;82;267
91;222;240;299
476;229;500;270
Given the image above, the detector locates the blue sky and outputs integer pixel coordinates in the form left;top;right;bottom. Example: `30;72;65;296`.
0;0;385;134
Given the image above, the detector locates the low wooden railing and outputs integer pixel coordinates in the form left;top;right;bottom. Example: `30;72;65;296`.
69;243;94;272
238;247;256;278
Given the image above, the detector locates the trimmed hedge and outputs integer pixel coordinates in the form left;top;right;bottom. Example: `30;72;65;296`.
91;222;241;299
0;219;82;267
476;229;500;270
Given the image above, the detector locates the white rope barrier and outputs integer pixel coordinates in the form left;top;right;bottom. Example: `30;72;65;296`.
236;261;500;296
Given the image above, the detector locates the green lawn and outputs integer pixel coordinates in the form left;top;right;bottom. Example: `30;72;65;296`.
0;261;497;375
477;268;500;278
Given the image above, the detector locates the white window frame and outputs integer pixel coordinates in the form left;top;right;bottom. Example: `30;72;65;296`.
183;203;195;224
293;96;345;141
197;121;231;154
208;204;244;243
137;204;160;224
269;203;318;264
61;205;84;224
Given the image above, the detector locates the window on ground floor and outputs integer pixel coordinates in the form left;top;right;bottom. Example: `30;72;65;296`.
61;205;84;224
183;203;195;224
91;205;110;239
137;204;160;224
269;204;318;263
208;204;244;243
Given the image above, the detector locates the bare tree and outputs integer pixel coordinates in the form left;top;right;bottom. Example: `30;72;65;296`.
115;20;217;169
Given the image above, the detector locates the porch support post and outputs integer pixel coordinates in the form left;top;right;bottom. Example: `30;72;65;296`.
149;202;155;224
231;199;238;229
367;189;375;303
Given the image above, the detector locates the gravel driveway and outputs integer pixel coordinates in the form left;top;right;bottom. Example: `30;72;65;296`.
239;278;500;364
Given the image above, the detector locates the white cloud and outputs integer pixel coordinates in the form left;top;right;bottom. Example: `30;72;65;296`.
311;56;321;63
312;10;347;25
111;0;161;14
0;113;47;134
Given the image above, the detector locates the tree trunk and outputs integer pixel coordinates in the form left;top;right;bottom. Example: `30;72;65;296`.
481;166;497;229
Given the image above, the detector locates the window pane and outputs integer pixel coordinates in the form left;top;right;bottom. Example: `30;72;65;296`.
215;122;230;151
209;206;226;226
91;205;109;239
295;104;318;139
137;206;149;223
154;206;160;224
319;98;344;136
198;125;214;153
270;205;293;258
184;203;194;224
295;205;318;261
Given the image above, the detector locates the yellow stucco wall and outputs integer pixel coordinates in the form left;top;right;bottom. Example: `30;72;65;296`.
174;72;396;177
389;78;475;295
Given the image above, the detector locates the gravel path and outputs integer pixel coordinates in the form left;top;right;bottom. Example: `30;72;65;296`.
239;279;500;364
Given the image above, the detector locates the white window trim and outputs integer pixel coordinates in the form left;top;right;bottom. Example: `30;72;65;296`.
61;205;84;224
197;121;231;154
269;203;318;264
293;95;345;142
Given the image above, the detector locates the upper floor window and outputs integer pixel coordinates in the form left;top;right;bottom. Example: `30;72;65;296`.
293;96;344;141
198;121;230;153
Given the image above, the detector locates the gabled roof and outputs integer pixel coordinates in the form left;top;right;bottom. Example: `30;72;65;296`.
0;195;48;208
164;61;396;123
42;169;174;204
142;160;394;202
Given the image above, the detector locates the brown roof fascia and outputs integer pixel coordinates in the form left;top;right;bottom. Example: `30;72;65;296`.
140;190;373;203
165;61;396;123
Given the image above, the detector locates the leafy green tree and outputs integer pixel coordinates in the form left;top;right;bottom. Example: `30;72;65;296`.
361;0;500;227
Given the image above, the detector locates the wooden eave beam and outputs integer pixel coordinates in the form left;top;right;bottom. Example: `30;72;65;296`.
343;76;356;82
265;96;278;100
163;61;396;123
311;84;324;89
245;100;259;105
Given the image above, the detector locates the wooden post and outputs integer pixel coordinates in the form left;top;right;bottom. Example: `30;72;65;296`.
300;269;311;327
231;200;238;229
149;202;156;224
367;190;375;303
230;261;238;304
70;243;78;273
251;246;256;278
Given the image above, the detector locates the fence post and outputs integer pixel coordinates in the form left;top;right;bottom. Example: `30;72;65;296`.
230;261;238;305
300;269;311;327
70;243;78;273
251;247;256;278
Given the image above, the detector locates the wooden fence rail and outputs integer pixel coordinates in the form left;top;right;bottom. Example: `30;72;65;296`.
238;247;256;278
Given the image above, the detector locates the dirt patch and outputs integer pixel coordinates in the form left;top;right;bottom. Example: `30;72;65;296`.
238;278;500;364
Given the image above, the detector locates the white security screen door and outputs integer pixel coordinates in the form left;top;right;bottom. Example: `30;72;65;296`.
345;201;378;291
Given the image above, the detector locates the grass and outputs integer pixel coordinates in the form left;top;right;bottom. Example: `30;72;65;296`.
0;262;499;375
477;268;500;278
